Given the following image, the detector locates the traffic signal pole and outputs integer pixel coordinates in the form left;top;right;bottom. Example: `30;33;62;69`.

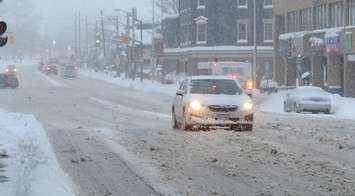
253;0;257;89
100;10;106;67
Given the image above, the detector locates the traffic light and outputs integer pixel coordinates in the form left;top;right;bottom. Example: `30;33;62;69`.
0;21;8;47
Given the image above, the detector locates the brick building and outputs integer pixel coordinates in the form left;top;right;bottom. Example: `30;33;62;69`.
160;0;274;81
273;0;355;97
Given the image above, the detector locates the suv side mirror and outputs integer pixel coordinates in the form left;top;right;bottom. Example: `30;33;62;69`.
176;90;184;96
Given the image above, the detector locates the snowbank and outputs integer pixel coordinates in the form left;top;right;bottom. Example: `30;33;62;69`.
80;69;178;95
0;110;76;196
258;91;355;120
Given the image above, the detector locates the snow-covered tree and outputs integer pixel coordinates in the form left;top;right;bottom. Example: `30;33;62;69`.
156;0;179;16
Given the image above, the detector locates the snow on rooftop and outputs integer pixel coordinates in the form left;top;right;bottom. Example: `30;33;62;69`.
163;14;179;19
279;25;355;40
164;46;274;53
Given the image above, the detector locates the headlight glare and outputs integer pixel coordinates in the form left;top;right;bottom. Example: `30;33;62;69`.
243;102;254;111
190;100;202;111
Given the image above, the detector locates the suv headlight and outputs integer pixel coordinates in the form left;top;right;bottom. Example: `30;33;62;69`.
190;100;202;111
242;101;254;111
189;100;207;117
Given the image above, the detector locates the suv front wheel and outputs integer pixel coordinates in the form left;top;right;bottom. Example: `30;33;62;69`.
172;107;179;129
182;110;192;131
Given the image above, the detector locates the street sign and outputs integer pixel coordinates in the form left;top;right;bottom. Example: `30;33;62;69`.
347;54;355;62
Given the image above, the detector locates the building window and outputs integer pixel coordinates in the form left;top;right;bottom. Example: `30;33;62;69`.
350;0;355;25
264;0;273;8
238;0;248;9
195;16;208;44
197;0;206;9
196;23;207;44
264;20;273;42
237;20;248;43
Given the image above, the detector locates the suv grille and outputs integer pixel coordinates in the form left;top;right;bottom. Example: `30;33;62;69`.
208;105;238;112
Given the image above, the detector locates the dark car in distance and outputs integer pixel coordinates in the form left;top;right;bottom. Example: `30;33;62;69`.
43;65;58;75
5;65;17;75
0;74;19;89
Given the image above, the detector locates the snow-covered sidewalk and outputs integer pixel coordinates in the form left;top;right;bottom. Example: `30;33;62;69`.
80;69;178;95
0;109;76;196
258;90;355;120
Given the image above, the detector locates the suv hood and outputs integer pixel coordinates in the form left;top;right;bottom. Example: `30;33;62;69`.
184;94;251;106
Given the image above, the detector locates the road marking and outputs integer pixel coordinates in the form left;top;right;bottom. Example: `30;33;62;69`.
37;72;67;87
89;97;170;119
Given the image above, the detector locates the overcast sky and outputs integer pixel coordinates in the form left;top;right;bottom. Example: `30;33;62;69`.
33;0;152;34
34;0;152;18
31;0;153;43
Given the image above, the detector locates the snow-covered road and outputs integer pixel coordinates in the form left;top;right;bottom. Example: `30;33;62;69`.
0;65;354;196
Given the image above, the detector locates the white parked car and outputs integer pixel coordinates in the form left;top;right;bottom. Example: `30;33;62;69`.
172;76;255;131
284;86;332;114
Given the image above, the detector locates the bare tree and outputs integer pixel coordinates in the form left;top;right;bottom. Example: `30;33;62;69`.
156;0;179;16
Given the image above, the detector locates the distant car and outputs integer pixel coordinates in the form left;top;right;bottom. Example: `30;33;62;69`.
43;65;58;75
40;58;59;73
0;74;19;89
172;76;255;131
5;65;17;75
59;64;78;78
284;86;331;114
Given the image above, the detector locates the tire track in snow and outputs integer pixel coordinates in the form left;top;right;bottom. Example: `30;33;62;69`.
36;71;67;88
89;97;170;119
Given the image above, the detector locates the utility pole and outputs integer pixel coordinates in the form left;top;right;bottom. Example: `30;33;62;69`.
78;12;82;63
140;20;144;82
85;16;89;58
100;10;106;67
126;12;131;79
253;0;257;88
132;8;137;79
115;15;119;49
343;0;347;96
152;0;156;82
115;15;120;76
74;13;78;57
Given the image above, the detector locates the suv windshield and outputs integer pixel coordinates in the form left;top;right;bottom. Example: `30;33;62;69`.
190;79;242;95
